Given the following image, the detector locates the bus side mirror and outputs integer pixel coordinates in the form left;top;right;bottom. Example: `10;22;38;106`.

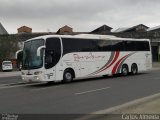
15;50;22;59
37;46;46;56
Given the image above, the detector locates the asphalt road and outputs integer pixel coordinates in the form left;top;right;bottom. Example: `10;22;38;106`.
0;76;21;85
0;71;21;84
0;70;160;116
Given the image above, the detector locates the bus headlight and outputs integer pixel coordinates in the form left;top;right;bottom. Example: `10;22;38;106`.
34;71;42;75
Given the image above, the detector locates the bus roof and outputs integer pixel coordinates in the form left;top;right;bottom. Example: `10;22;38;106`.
25;34;150;42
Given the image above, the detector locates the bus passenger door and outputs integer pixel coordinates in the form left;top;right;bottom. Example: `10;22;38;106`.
45;37;61;81
45;52;56;81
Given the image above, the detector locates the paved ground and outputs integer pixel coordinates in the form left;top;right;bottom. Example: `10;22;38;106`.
0;71;20;78
110;63;160;116
0;69;159;116
0;76;22;85
0;64;160;120
78;65;160;120
79;94;160;120
0;71;21;85
117;96;160;114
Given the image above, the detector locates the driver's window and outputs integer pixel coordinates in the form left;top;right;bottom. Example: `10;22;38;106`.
45;37;61;69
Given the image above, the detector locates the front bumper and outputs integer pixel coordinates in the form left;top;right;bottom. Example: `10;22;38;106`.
21;74;44;82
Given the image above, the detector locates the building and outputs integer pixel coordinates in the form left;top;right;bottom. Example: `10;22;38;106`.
91;25;112;34
17;26;32;33
1;23;160;68
147;25;160;32
147;25;160;61
91;24;160;62
114;27;129;33
0;22;8;35
114;24;149;33
56;25;73;34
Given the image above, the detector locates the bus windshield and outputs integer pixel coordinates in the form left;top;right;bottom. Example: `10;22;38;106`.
22;39;44;70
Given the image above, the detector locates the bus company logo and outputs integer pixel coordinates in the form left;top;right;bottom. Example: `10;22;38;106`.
73;53;105;61
46;73;54;79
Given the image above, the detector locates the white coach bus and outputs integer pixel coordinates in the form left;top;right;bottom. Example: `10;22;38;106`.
18;34;152;83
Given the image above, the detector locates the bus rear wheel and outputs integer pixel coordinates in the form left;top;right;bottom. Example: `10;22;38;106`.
131;63;138;75
63;70;73;83
121;64;129;76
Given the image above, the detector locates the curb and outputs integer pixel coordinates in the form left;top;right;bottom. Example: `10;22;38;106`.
94;93;160;114
77;92;160;120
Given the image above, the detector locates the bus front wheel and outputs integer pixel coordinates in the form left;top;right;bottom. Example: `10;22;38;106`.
63;70;73;83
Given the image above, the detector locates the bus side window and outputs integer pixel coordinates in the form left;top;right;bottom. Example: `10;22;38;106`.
135;41;149;51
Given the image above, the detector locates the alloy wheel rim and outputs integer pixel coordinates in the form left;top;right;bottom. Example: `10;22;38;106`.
123;68;127;75
65;72;72;80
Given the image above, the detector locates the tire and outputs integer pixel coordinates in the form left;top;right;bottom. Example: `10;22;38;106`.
63;70;73;83
121;64;129;76
131;63;138;75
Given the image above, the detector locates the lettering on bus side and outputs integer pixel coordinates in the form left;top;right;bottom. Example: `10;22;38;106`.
46;73;54;79
73;53;105;61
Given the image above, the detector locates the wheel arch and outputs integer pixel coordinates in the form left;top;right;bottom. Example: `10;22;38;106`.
131;63;137;66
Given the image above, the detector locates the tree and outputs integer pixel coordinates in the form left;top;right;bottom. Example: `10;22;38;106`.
0;35;20;61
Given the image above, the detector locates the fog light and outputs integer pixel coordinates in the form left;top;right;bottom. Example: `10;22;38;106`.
22;77;25;80
34;76;39;80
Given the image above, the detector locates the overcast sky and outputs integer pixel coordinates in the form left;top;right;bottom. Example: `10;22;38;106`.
1;0;160;33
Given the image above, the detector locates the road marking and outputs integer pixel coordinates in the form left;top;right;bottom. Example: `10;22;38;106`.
75;87;111;95
0;82;42;89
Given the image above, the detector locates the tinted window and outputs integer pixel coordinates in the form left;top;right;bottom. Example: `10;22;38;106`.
45;38;61;69
62;38;150;54
125;41;136;51
97;40;112;51
112;41;125;51
144;41;150;51
62;38;99;54
135;41;150;51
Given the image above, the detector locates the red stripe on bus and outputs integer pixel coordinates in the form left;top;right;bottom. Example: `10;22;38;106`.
98;51;120;74
112;54;129;74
